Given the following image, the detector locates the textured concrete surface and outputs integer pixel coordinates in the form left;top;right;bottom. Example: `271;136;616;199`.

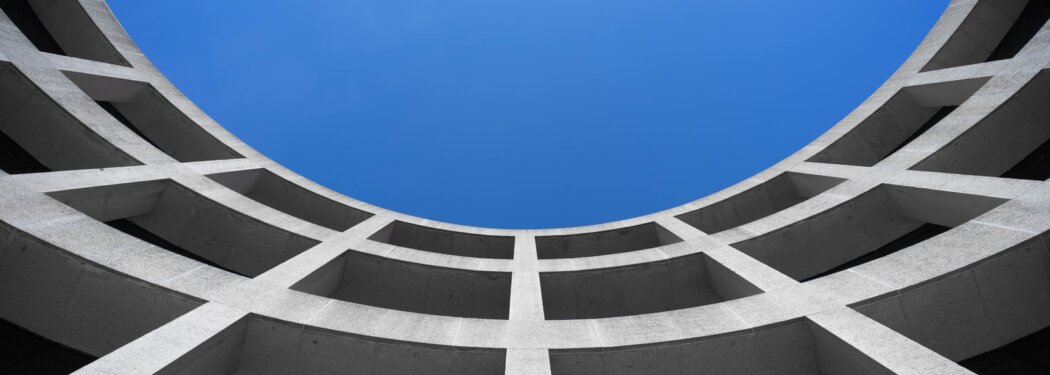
0;0;1049;374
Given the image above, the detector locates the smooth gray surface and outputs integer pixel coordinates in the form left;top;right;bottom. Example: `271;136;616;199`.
292;249;512;319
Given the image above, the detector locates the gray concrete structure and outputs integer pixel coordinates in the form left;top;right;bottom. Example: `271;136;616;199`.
1;0;1049;373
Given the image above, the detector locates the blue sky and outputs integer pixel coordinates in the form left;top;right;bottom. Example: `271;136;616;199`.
108;1;947;229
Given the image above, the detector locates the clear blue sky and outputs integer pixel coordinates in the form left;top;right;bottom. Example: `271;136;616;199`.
108;1;947;229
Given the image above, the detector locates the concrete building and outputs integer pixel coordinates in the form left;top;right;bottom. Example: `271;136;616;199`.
0;0;1049;373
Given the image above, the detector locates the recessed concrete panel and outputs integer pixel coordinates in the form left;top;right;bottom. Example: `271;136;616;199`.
987;0;1050;61
914;70;1050;179
292;250;512;319
809;77;987;167
0;123;50;174
732;185;1006;281
922;0;1030;71
369;220;514;259
676;172;845;234
0;317;96;374
161;315;506;375
25;0;129;65
959;325;1050;373
207;169;373;232
0;222;200;357
0;0;129;65
0;62;138;172
540;252;759;320
535;222;682;259
48;179;320;277
0;0;64;54
550;322;818;375
64;71;243;162
156;316;247;375
856;236;1050;362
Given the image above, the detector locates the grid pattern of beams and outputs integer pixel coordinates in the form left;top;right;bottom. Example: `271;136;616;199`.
1;1;1049;374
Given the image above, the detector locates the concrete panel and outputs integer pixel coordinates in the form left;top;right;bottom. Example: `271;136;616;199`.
49;179;319;277
550;322;815;375
0;223;88;341
63;72;241;162
370;220;514;259
228;317;504;375
28;0;129;65
161;321;246;375
971;238;1050;345
914;70;1050;177
677;173;844;234
922;0;1026;71
855;236;1050;362
733;184;1004;281
208;169;373;231
808;78;985;167
541;253;757;320
292;250;512;319
536;223;681;259
0;222;201;357
0;62;136;171
808;319;895;375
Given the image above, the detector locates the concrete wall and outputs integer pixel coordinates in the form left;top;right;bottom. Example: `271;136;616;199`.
208;169;373;232
676;172;845;234
0;62;137;172
27;0;128;65
808;78;988;167
854;235;1050;361
0;222;200;357
540;252;759;319
535;222;681;259
293;250;512;319
732;185;1006;281
370;220;515;259
64;71;243;162
550;322;818;375
913;70;1050;177
48;179;320;277
922;0;1030;71
157;315;506;375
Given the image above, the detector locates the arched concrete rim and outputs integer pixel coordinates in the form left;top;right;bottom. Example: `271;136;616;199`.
0;0;1042;271
6;0;1002;239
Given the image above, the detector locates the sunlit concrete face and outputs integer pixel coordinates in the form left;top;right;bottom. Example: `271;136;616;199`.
1;0;1050;374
